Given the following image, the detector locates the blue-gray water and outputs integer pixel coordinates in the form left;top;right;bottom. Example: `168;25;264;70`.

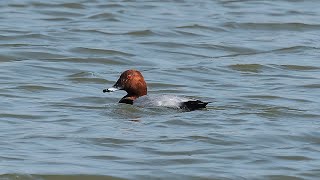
1;0;320;179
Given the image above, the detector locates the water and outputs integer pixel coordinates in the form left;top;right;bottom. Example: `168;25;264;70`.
1;0;320;179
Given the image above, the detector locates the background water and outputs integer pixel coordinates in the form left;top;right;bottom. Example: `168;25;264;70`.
1;0;320;179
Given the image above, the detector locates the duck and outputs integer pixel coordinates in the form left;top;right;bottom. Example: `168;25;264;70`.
103;69;209;111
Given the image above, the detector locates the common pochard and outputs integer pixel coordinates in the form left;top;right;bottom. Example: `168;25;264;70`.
103;70;209;111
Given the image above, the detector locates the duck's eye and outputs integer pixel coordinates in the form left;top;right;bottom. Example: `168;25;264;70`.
127;74;132;79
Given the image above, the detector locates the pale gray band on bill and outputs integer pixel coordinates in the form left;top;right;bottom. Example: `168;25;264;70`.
106;87;119;92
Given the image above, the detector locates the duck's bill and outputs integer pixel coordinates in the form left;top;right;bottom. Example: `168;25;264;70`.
103;87;119;93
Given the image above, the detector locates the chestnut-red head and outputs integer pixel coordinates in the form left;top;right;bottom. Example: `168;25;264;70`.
103;70;147;103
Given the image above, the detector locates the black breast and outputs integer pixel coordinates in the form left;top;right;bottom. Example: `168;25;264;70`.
119;98;134;105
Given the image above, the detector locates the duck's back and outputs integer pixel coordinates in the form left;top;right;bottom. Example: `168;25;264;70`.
133;95;208;111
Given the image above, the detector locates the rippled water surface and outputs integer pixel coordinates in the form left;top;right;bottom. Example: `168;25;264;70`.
1;0;320;179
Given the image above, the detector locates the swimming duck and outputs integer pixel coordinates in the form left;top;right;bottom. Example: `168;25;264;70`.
103;70;208;111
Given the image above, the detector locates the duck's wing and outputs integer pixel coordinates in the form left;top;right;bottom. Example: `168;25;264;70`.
133;95;209;111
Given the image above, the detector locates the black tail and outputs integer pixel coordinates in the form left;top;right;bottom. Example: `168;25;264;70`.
181;100;209;111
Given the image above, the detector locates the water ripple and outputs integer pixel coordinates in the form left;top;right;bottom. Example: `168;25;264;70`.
224;22;320;31
70;47;134;57
1;0;320;179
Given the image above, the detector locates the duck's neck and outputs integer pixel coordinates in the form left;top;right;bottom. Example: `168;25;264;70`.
119;86;147;104
119;94;139;104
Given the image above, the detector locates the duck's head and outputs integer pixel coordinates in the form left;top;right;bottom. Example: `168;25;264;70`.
103;70;147;100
